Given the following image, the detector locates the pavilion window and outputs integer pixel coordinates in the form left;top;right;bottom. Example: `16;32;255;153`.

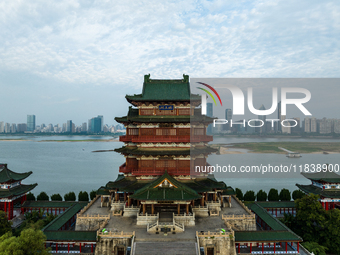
178;161;190;168
194;128;204;136
178;109;190;115
178;129;190;136
156;109;176;116
128;128;138;135
141;160;153;168
140;109;154;115
141;129;154;136
155;128;176;135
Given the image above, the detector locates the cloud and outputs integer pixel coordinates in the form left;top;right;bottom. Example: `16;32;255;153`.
0;0;339;123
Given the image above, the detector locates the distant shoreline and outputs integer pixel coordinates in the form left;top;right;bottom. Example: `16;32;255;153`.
212;142;340;154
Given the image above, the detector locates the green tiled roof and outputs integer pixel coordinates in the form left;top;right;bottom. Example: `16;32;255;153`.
98;174;229;196
42;202;87;231
248;203;292;231
256;201;296;208
44;231;97;242
0;183;37;199
296;184;340;198
301;168;340;183
114;146;217;156
22;201;79;208
222;187;236;195
235;231;302;242
0;164;32;183
125;74;200;103
130;171;201;201
241;202;302;242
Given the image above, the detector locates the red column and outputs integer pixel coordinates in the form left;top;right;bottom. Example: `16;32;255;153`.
262;243;264;253
285;242;287;253
80;243;82;253
4;202;7;215
326;202;329;211
91;243;93;253
275;208;277;217
68;243;70;252
56;243;58;253
274;242;276;253
322;201;325;209
238;243;240;253
297;242;299;253
250;243;252;253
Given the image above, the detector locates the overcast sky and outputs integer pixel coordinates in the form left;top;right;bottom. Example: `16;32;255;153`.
0;0;339;126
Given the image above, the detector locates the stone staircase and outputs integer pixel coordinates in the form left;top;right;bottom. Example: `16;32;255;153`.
133;241;197;255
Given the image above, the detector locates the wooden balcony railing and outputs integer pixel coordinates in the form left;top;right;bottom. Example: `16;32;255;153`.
119;135;213;143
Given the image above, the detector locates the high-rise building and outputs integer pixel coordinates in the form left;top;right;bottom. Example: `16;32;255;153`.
98;115;104;131
334;119;340;134
4;123;10;133
66;120;72;133
81;122;87;132
0;122;4;133
17;123;27;132
256;104;266;134
91;116;102;133
311;117;317;133
277;101;282;133
27;115;36;132
318;118;332;134
207;103;213;134
225;109;232;131
11;124;16;133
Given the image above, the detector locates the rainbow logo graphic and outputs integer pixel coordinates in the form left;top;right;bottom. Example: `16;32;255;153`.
197;82;223;106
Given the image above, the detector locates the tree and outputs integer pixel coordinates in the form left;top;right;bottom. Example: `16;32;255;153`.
279;188;291;201
37;192;49;201
268;188;279;201
0;211;12;237
244;190;256;201
26;192;36;201
90;190;97;200
292;190;305;200
78;191;89;202
51;194;62;201
256;190;267;201
235;188;243;201
0;228;50;254
321;209;340;254
64;192;76;201
302;242;327;255
295;194;326;242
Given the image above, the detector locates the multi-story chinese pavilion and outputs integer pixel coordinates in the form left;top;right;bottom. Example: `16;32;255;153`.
97;74;233;218
0;163;37;220
296;165;340;210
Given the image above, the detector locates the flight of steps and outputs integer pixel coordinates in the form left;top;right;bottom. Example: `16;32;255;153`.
133;241;197;255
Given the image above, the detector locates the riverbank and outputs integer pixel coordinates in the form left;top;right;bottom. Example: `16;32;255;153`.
212;142;340;154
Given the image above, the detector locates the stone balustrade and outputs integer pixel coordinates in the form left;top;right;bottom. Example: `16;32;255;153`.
97;230;135;239
136;212;159;225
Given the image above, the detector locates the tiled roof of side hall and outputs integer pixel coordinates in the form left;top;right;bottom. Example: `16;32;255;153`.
0;164;33;183
235;231;302;242
255;201;296;208
43;230;97;242
0;183;37;199
22;200;79;208
239;202;302;242
42;202;87;232
296;184;340;198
